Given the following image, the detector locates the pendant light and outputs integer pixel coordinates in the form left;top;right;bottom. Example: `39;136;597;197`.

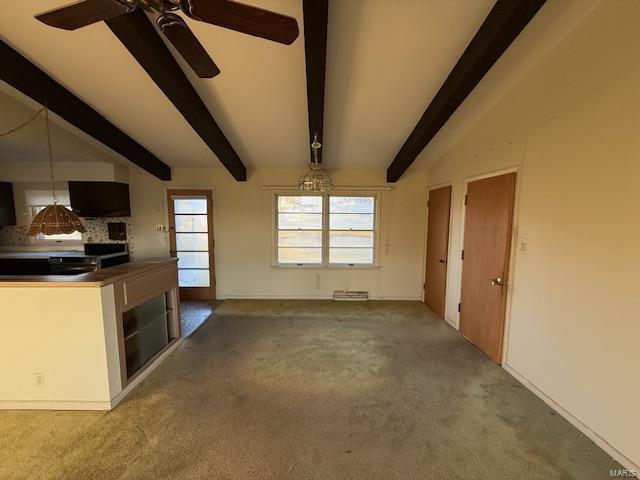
298;133;334;192
27;106;86;236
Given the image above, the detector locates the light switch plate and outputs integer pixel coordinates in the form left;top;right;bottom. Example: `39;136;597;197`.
519;238;527;251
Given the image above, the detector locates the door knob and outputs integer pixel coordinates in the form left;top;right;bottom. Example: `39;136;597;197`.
491;276;505;287
438;259;447;264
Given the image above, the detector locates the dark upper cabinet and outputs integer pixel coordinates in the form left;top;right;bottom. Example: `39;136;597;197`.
68;181;131;217
0;182;17;226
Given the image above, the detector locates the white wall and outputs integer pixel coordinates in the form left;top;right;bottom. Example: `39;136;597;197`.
0;160;128;184
426;0;640;470
0;285;120;408
0;88;126;168
128;166;428;300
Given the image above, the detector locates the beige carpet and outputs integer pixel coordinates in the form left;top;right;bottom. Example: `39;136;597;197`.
0;300;619;479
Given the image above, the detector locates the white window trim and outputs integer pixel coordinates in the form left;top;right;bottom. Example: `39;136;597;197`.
271;191;381;269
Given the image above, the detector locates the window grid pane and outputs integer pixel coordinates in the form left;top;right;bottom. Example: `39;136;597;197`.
278;248;322;264
329;248;374;264
330;231;374;248
278;196;322;213
177;251;209;269
176;233;209;251
329;213;374;230
175;214;208;233
278;231;322;247
173;198;207;214
178;269;210;287
329;196;374;213
278;213;323;230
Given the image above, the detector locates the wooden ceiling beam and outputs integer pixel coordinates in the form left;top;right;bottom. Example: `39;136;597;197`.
302;0;329;163
0;40;172;181
106;9;247;181
386;0;546;182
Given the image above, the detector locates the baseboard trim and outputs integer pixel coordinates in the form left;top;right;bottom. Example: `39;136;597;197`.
218;293;422;301
444;315;458;329
0;400;112;411
109;338;184;409
503;363;638;473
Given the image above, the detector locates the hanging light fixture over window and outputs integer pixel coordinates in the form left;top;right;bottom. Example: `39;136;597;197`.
25;106;86;236
298;133;334;192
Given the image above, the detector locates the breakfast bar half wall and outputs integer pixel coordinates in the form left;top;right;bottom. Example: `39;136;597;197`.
0;258;181;410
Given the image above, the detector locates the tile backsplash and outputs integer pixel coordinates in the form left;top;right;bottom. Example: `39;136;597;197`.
0;217;135;258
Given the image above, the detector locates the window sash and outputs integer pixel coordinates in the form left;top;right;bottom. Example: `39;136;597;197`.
275;195;323;265
328;196;375;265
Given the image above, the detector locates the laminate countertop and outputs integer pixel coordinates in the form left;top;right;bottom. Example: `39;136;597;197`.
0;250;84;259
0;258;177;288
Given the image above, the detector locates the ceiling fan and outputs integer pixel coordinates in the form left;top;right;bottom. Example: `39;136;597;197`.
34;0;299;78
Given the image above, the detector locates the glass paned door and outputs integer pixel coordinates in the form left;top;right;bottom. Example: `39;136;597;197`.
168;190;215;300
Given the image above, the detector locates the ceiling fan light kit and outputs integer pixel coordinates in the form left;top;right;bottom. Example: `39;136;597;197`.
34;0;300;79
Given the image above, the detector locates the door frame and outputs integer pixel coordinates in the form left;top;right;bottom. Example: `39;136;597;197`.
423;182;454;319
458;167;521;365
165;187;218;300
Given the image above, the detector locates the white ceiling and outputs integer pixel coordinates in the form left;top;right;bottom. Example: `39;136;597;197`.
0;88;123;166
0;0;495;172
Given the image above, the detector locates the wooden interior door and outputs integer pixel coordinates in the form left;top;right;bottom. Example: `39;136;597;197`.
459;172;516;364
167;190;216;301
424;185;452;318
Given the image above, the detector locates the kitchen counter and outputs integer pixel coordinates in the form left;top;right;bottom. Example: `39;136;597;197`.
0;258;181;411
0;250;83;258
0;258;177;287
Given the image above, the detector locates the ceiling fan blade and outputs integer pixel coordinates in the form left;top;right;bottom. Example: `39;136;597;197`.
157;14;221;78
179;0;299;45
35;0;134;30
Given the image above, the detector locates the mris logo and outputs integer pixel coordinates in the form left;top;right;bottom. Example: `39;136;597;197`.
610;469;638;478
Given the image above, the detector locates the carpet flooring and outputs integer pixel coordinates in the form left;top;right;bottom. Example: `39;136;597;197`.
0;300;620;479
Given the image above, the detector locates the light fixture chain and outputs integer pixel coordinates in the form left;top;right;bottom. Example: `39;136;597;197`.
43;105;58;205
0;105;46;137
0;103;57;203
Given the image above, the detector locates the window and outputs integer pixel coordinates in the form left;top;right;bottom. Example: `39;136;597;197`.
26;189;82;243
275;194;377;267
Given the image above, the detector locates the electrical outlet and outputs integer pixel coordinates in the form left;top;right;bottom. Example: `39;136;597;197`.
34;372;45;387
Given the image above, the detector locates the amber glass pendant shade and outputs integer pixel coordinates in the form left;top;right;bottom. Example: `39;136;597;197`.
27;204;86;236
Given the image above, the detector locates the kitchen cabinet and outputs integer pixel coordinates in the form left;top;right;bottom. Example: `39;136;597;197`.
0;182;16;226
68;181;131;217
0;259;180;411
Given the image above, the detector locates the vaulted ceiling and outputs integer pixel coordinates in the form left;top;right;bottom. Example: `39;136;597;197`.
0;89;122;165
0;0;497;173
